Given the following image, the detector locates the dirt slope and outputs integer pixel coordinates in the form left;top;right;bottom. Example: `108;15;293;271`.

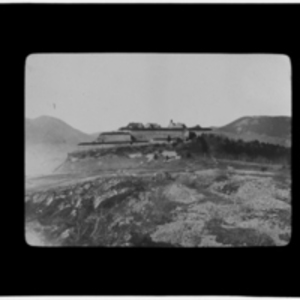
25;158;291;247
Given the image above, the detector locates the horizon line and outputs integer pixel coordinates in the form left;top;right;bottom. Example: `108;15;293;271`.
26;113;292;135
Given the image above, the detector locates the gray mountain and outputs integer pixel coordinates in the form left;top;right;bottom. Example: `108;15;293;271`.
25;115;95;176
26;115;94;146
215;115;291;147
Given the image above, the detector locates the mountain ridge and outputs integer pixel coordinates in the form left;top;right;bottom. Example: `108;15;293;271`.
25;115;96;176
214;115;291;147
26;115;94;146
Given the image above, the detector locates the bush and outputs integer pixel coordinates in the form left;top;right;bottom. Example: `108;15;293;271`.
181;133;290;165
185;152;192;159
215;173;229;182
187;132;197;141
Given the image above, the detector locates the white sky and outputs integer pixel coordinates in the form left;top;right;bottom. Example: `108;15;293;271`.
25;53;291;134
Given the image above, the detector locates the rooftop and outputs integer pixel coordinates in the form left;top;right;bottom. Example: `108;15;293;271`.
119;127;212;131
100;131;132;135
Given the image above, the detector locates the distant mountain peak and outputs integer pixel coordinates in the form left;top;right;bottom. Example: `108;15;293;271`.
31;115;69;124
26;115;94;146
216;115;291;146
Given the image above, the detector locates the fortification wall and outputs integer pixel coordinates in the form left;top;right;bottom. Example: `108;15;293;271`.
98;134;132;143
130;130;185;141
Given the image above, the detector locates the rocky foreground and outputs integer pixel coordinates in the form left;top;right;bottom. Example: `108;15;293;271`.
25;164;291;247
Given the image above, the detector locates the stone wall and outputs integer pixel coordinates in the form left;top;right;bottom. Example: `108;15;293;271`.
130;130;186;141
98;134;132;143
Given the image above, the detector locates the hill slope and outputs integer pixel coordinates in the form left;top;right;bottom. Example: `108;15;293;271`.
26;115;93;146
215;116;291;147
25;116;95;176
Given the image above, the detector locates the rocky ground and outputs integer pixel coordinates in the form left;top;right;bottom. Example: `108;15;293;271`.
25;149;291;247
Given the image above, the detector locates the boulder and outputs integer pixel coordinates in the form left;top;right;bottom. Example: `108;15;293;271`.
129;153;143;159
163;183;204;204
162;150;178;158
84;183;91;190
146;153;155;162
32;193;48;204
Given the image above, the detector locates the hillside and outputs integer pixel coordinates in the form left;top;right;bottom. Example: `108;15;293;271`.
26;115;93;146
25;116;291;247
215;116;291;147
25;116;95;176
89;132;102;140
25;144;291;247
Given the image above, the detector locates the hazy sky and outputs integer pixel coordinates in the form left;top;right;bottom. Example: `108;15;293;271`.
25;53;291;134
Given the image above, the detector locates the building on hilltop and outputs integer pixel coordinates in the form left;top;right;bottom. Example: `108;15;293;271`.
126;122;144;129
96;131;134;143
113;120;213;143
78;120;213;146
168;119;187;129
145;123;161;129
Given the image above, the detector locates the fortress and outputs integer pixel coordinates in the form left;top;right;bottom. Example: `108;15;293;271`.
79;120;212;145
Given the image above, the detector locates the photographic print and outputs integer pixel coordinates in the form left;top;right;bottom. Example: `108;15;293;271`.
25;53;291;247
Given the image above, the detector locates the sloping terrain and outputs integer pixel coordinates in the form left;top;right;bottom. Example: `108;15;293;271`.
215;116;291;147
26;143;77;177
25;116;95;176
87;132;102;140
26;115;93;146
217;116;291;138
25;117;291;247
25;150;291;247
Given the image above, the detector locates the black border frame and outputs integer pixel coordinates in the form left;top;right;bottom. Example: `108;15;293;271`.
2;2;298;297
